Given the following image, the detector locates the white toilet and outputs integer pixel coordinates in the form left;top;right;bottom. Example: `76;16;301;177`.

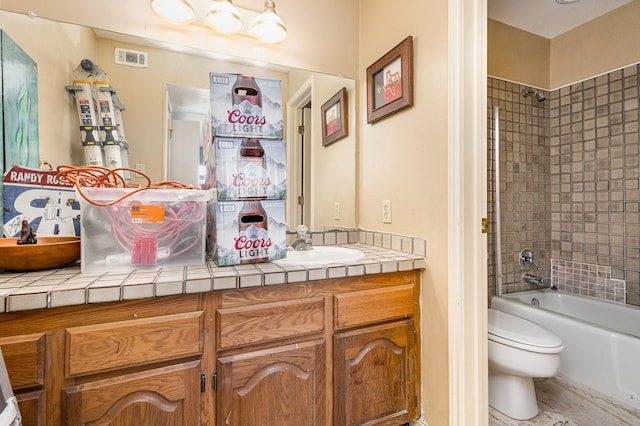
487;308;564;420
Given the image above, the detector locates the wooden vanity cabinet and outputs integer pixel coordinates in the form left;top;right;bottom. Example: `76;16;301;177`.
213;271;421;426
333;283;419;425
0;270;420;426
0;293;212;426
214;295;328;425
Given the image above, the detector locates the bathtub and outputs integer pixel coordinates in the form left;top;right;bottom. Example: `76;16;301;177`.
491;289;640;410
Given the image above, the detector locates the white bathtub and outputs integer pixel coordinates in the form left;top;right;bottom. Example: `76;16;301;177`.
491;289;640;409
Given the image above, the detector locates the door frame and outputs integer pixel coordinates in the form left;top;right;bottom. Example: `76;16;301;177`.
286;78;313;231
448;0;488;424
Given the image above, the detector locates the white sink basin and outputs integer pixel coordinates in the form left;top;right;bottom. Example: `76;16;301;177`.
274;246;364;266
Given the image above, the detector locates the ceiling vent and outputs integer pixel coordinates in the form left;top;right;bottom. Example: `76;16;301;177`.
114;48;148;68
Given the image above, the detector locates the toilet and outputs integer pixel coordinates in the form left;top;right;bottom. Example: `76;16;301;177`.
487;308;564;420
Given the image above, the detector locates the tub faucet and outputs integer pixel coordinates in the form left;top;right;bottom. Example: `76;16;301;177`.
289;225;313;251
522;273;557;290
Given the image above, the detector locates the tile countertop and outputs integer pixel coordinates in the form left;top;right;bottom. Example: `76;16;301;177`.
0;230;426;313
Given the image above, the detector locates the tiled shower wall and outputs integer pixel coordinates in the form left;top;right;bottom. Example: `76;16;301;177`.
550;64;640;306
488;63;640;307
487;78;551;298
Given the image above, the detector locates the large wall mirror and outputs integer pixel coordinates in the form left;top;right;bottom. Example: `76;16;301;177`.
0;8;356;232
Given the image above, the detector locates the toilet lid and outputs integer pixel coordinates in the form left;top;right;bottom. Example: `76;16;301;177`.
488;309;563;351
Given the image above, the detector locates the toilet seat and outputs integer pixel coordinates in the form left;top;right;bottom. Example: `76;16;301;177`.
488;309;564;354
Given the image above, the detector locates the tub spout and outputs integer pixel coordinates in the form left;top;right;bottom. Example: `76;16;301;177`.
522;273;557;290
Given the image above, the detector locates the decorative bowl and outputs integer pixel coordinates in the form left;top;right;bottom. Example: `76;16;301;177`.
0;237;81;272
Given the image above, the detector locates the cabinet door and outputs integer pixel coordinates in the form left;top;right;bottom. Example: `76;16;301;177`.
217;339;326;426
334;320;417;426
16;389;45;426
63;361;200;426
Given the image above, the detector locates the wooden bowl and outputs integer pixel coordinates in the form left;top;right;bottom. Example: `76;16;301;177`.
0;237;81;272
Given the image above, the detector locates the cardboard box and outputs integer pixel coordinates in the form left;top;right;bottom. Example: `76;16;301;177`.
2;165;80;237
210;73;283;139
79;187;212;273
208;200;286;266
204;137;286;200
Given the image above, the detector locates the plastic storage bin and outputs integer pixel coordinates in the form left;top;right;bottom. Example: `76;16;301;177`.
79;187;212;273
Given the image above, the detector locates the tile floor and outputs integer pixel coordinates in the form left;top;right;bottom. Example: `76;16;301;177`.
490;375;640;425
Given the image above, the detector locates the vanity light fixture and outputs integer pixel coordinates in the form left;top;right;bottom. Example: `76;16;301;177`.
150;0;287;44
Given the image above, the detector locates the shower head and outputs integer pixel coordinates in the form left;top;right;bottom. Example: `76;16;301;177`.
521;88;546;102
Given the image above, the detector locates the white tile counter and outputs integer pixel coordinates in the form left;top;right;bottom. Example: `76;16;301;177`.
0;230;426;313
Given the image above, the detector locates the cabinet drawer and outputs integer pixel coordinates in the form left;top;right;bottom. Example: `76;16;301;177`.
217;297;325;351
334;284;414;330
0;333;46;389
66;311;203;377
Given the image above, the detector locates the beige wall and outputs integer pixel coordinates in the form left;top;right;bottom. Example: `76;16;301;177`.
550;0;640;89
358;1;450;424
490;1;640;91
309;74;357;229
0;0;359;80
488;19;549;89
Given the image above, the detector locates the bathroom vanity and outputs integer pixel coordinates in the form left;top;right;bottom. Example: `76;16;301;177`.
0;237;424;426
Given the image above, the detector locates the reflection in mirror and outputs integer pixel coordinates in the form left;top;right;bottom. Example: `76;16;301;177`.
0;8;356;232
165;84;209;187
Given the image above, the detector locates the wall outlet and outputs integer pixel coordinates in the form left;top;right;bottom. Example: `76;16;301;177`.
382;200;392;223
135;163;146;173
334;201;340;220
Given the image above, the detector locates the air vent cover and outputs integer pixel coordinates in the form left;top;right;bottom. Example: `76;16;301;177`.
114;48;148;68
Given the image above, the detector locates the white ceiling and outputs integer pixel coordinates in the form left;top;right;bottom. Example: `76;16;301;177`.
488;0;635;39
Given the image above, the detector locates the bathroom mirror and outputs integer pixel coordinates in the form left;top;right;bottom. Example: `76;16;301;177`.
0;8;356;232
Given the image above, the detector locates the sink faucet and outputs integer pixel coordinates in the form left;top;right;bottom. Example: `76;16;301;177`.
289;225;313;251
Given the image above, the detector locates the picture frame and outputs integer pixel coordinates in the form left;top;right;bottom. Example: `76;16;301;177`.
366;36;413;124
321;87;348;146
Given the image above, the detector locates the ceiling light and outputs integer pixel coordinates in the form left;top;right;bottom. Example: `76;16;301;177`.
151;0;195;24
205;0;244;35
252;1;287;44
555;0;581;4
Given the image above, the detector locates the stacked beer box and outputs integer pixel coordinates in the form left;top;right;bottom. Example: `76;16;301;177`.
206;73;287;266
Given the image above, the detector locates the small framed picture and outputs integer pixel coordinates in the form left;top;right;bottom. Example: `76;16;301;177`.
321;87;348;146
366;36;414;124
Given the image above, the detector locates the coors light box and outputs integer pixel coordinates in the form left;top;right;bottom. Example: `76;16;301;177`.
208;200;286;266
209;73;283;139
206;137;286;200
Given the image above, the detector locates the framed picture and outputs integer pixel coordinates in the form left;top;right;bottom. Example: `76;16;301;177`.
321;87;348;146
366;36;413;124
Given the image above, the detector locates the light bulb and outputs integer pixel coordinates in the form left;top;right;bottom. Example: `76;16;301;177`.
206;0;244;35
252;0;287;44
151;0;195;24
